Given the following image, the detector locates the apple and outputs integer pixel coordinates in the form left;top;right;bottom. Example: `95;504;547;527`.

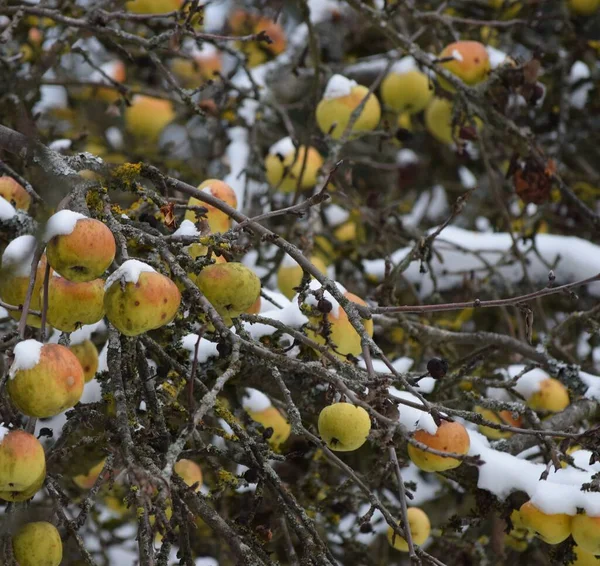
573;544;600;565
0;464;45;502
43;274;105;332
527;378;570;413
104;259;182;336
171;44;222;88
246;294;263;315
184;179;238;234
70;339;100;383
316;74;381;140
568;0;600;14
126;0;182;14
318;403;371;452
503;509;533;551
474;406;522;439
264;138;324;193
0;175;31;211
12;522;62;566
381;68;433;114
0;429;45;495
125;95;175;141
247;406;291;448
306;290;373;359
8;340;84;418
45;211;116;282
0;235;47;327
387;507;431;551
425;97;456;145
174;459;203;490
95;60;126;103
438;41;490;90
229;10;287;67
407;421;470;472
195;262;261;325
519;501;571;544
277;255;328;300
73;458;107;490
573;514;600;554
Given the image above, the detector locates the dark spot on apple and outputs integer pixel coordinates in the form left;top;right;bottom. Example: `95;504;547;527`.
161;313;166;319
134;301;140;306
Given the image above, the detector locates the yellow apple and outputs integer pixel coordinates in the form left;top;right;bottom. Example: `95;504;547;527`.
104;260;182;336
195;262;260;325
0;429;45;495
316;75;381;139
8;340;84;418
475;406;522;439
174;459;203;490
184;179;237;234
306;290;373;358
73;458;107;490
317;403;371;452
0;464;45;502
264;138;324;193
277;255;327;299
247;406;291;448
12;522;62;566
70;339;100;383
407;421;470;472
519;501;571;544
568;0;600;14
425;97;455;145
45;211;116;282
43;275;105;332
170;45;222;88
380;68;433;114
125;95;175;141
0;235;47;328
573;514;600;554
0;175;31;210
573;544;600;565
527;378;570;413
387;507;431;551
126;0;182;14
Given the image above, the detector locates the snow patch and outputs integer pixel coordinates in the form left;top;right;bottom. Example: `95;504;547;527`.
104;259;156;291
512;366;548;399
241;300;308;340
9;339;44;379
44;210;87;241
486;46;509;69
390;56;418;75
469;429;600;516
324;204;350;227
0;196;16;221
451;49;464;62
458;166;477;189
396;149;419;165
268;137;296;157
1;235;39;278
388;387;438;434
569;61;592;110
242;388;272;412
323;74;357;100
363;226;600;298
181;334;220;364
173;219;200;237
